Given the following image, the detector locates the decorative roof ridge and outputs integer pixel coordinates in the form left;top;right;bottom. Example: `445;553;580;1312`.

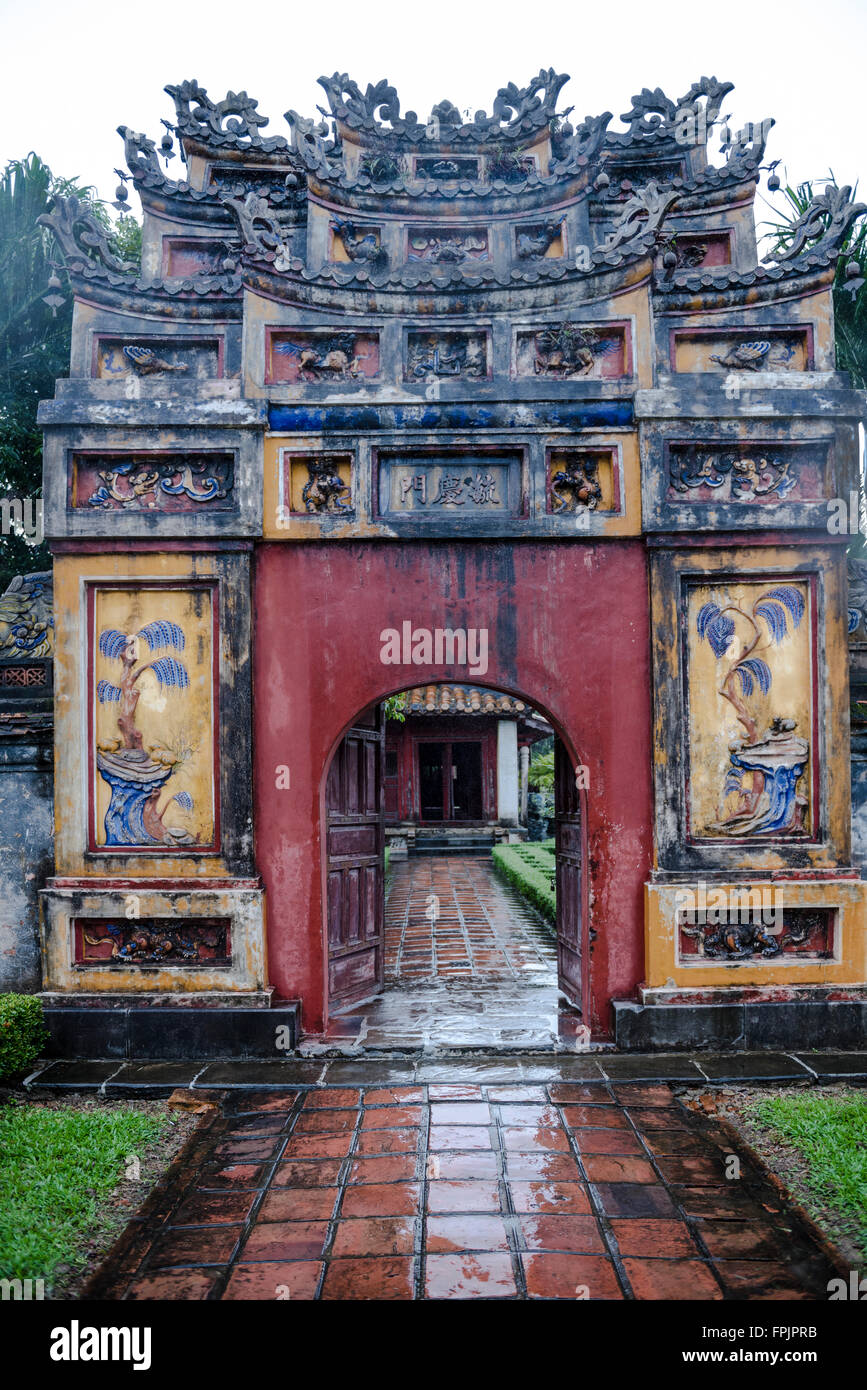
165;79;290;153
659;185;866;295
222;179;675;288
314;69;570;144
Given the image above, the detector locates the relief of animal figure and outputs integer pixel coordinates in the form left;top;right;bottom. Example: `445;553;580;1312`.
278;334;371;381
302;458;353;514
123;345;189;376
516;220;563;259
683;920;781;959
333;221;387;266
533;323;614;377
550;457;603;512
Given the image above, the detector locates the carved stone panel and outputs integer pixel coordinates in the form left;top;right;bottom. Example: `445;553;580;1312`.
71;453;235;512
376;451;524;520
546;448;620;514
678;906;834;964
266;329;380;384
404;330;489;381
93;337;222;380
672;328;813;373
515;322;631;379
162;238;227;277
666;441;830;505
406;226;489;262
74;917;231;967
281;451;354;515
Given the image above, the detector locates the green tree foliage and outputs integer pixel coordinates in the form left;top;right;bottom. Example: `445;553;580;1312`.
527;746;554;791
763;175;866;389
0;154;141;591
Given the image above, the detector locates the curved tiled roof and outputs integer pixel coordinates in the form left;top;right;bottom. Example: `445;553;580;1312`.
398;685;541;717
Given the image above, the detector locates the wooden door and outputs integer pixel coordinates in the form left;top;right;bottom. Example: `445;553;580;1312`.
325;706;385;1011
554;736;584;1009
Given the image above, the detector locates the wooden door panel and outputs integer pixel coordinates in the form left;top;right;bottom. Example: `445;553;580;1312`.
554;736;583;1010
326;709;385;1011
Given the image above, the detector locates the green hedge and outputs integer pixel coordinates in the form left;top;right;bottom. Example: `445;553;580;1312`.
491;843;556;923
0;995;48;1082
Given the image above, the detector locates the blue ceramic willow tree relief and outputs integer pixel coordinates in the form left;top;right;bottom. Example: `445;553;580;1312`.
695;585;809;836
96;620;196;846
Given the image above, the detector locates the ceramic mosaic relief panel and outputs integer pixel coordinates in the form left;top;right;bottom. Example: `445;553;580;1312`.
686;578;814;840
90;585;217;851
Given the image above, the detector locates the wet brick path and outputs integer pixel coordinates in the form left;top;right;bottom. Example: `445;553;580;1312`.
93;1080;837;1301
385;853;556;981
328;852;573;1049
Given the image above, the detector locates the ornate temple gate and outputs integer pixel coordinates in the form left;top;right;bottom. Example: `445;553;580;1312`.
28;67;867;1054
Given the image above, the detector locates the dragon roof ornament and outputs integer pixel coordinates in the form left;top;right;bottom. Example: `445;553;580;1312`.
765;184;867;262
37;194;138;275
314;68;570;144
165;79;290;153
615;75;734;142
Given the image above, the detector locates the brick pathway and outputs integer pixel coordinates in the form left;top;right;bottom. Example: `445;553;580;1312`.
385;853;556;981
91;1080;837;1301
330;853;571;1048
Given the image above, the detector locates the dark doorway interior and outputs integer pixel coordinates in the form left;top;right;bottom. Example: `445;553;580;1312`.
418;740;483;821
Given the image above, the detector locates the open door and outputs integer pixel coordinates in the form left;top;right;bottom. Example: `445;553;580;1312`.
325;705;385;1012
554;736;583;1010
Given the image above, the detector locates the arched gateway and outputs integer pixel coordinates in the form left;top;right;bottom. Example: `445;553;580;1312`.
30;69;866;1053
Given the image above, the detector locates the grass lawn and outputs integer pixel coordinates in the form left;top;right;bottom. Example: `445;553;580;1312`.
721;1086;867;1269
491;840;556;922
0;1098;175;1290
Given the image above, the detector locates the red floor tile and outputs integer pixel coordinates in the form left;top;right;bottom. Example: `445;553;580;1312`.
340;1183;421;1217
426;1215;511;1252
523;1253;623;1300
570;1128;646;1155
519;1214;606;1253
426;1180;501;1214
223;1261;322;1300
150;1225;242;1267
304;1089;361;1109
508;1182;592;1215
610;1219;699;1258
331;1217;416;1257
355;1128;418;1156
322;1257;415;1300
424;1252;517;1299
258;1187;338;1222
360;1105;423;1129
582;1155;658;1184
364;1088;425;1105
240;1221;329;1262
349;1155;418;1184
561;1106;629;1130
283;1134;353;1160
273;1159;344;1187
126;1270;221;1300
501;1126;571;1152
623;1257;723;1301
172;1190;256;1225
294;1109;358;1135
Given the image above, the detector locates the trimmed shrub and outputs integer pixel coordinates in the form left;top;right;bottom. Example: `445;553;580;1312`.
0;994;48;1081
492;843;556;923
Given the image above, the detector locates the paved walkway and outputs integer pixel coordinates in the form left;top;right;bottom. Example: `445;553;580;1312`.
385;854;556;981
85;1078;842;1301
329;852;575;1049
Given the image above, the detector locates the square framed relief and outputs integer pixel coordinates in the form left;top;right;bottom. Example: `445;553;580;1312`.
87;581;220;853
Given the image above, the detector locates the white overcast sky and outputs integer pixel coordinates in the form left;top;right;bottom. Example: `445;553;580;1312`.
0;0;864;229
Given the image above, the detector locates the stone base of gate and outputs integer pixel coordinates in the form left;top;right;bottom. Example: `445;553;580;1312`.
38;995;299;1061
39;882;268;996
613;993;867;1052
